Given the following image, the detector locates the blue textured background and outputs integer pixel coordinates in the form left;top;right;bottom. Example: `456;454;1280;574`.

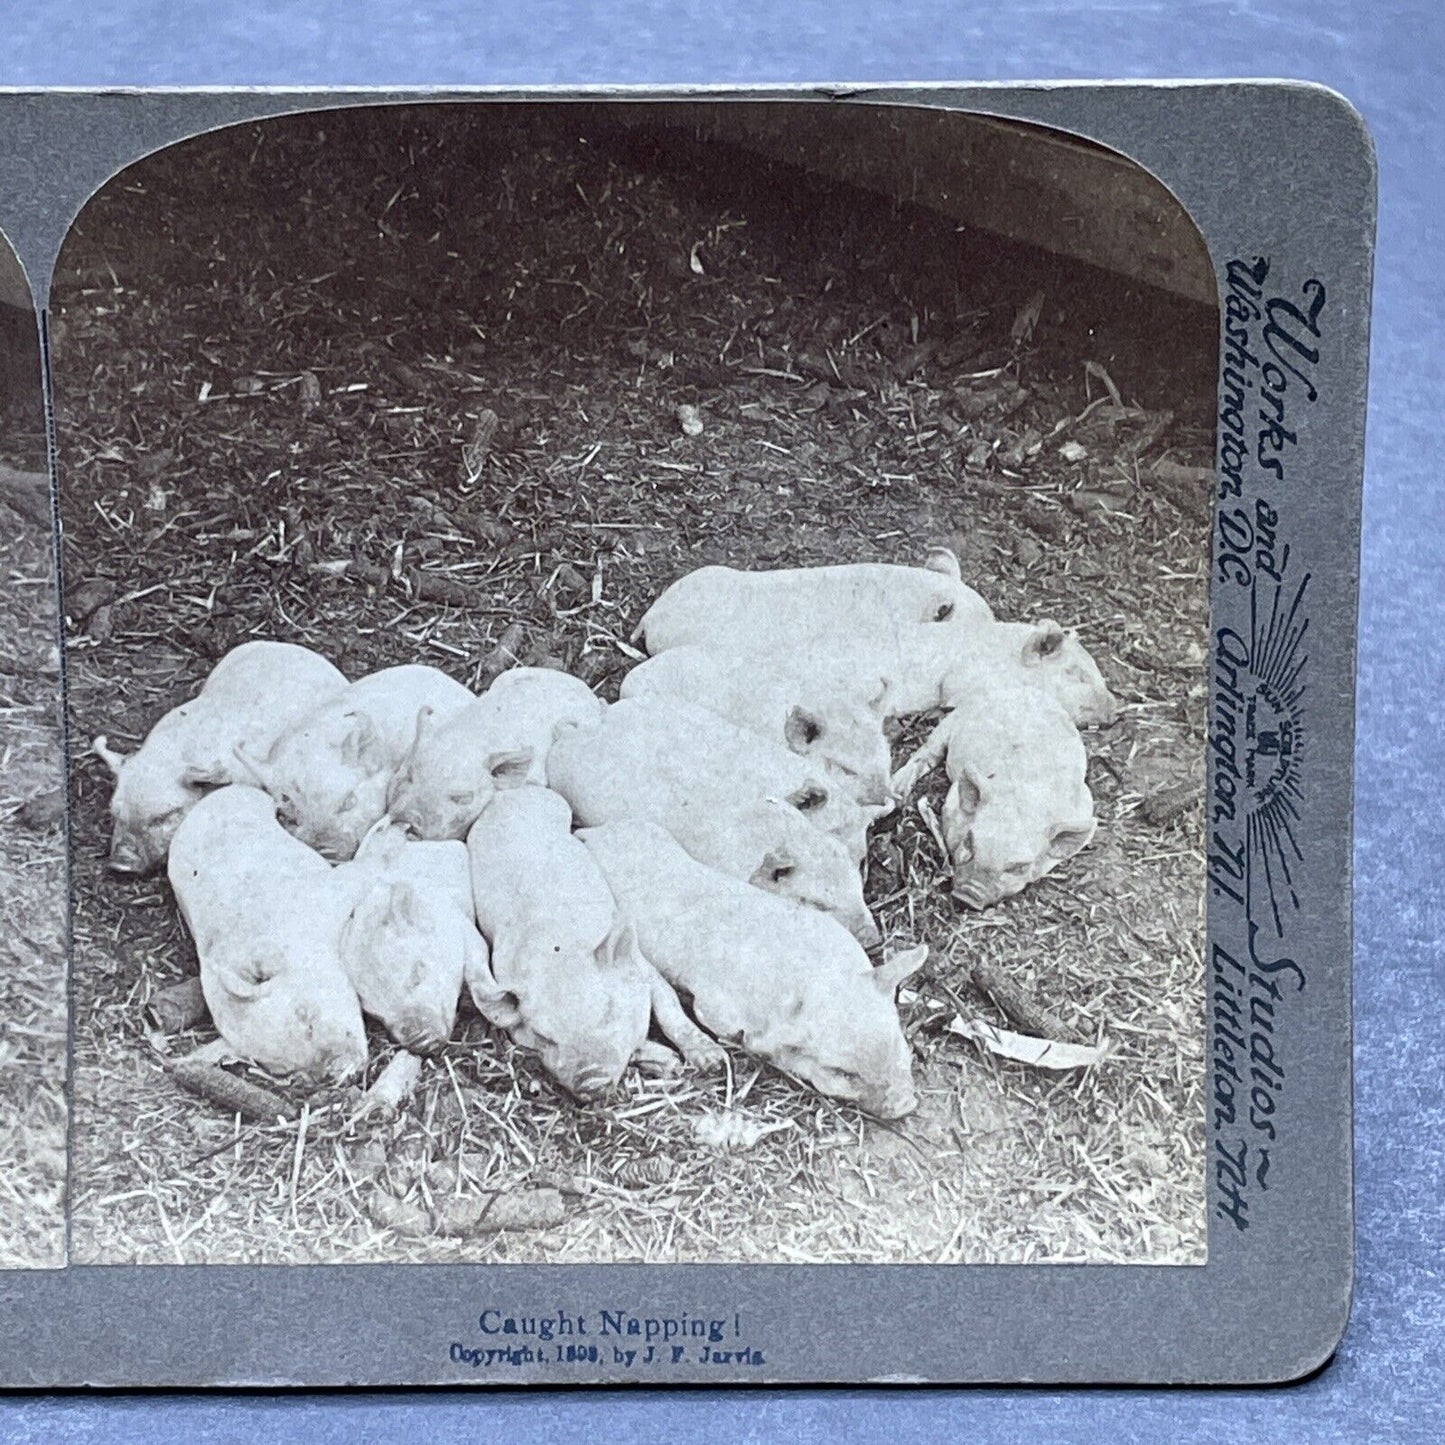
1;1;1439;1438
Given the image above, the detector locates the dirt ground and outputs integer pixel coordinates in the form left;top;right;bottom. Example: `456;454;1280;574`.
52;104;1213;1266
0;297;67;1269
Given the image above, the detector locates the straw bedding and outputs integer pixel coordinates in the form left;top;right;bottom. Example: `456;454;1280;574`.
51;105;1213;1265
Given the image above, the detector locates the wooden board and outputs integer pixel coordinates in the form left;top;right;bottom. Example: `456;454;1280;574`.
611;102;1217;308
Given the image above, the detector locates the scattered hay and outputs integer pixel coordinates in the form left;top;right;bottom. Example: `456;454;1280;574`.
53;104;1211;1266
0;386;66;1269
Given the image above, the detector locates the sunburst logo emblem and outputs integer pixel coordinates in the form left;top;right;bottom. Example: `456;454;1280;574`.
1243;575;1309;936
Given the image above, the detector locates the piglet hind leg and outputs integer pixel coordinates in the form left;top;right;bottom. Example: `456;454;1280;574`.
645;966;727;1073
174;1038;240;1069
351;1050;424;1122
631;1039;685;1078
890;716;952;801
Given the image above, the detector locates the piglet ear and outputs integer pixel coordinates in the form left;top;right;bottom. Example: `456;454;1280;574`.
1049;818;1098;858
231;741;272;788
354;811;399;861
595;918;638;971
873;943;927;995
786;781;829;815
949;772;982;820
223;947;281;1002
749;849;796;887
92;736;129;779
550;717;583;747
180;761;228;788
220;973;262;1004
783;706;824;753
407;705;435;756
464;948;525;1030
341;712;386;771
386;881;419;928
923;546;962;581
487;748;534;788
1022;621;1067;665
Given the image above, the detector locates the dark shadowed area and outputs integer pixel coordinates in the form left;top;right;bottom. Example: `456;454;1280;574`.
51;104;1214;1265
0;254;67;1269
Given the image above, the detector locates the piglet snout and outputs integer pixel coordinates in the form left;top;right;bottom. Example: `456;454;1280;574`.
395;1017;452;1058
851;912;883;951
857;779;896;812
951;874;997;910
868;1084;919;1121
325;1050;368;1087
107;841;149;874
566;1066;619;1103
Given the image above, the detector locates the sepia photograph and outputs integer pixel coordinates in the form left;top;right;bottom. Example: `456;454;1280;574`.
52;101;1216;1266
0;236;67;1268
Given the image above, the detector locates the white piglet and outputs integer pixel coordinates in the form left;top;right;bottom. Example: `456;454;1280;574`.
387;667;604;841
737;616;1118;729
633;548;993;655
236;664;474;860
94;639;347;874
937;621;1119;728
619;644;894;809
891;677;1097;908
167;785;368;1084
581;819;926;1119
635;548;1119;728
465;787;721;1099
332;822;484;1056
661;798;881;949
547;695;873;864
